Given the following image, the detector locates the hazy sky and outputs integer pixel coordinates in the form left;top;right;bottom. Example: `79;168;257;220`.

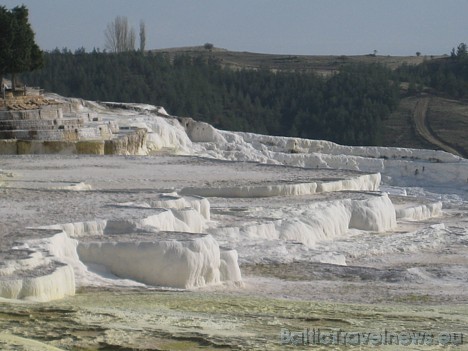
2;0;467;55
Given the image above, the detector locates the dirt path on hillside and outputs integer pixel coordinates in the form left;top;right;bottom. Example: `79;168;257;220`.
413;96;463;157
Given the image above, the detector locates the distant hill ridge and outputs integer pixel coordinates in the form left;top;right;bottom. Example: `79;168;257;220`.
151;46;442;74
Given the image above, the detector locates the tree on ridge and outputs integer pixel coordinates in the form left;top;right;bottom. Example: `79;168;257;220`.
139;20;146;52
104;16;136;53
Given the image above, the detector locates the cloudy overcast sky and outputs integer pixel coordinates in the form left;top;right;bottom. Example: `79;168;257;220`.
3;0;467;55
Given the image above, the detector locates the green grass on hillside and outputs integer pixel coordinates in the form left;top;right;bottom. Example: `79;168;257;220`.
428;97;468;156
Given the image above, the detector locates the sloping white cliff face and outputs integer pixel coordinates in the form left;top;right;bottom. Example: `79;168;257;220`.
0;263;74;302
349;193;396;232
0;232;76;302
395;201;442;221
144;116;193;154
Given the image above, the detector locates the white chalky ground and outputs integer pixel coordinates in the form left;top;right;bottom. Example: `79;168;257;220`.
0;96;467;350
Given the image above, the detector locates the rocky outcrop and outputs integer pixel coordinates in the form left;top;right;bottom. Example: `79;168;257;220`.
104;128;147;155
0;94;148;155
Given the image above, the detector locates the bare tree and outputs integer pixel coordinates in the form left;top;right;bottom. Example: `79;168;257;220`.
139;20;146;52
128;26;136;51
104;16;135;53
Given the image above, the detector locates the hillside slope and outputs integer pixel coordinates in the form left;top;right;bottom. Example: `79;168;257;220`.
152;46;431;74
383;95;468;157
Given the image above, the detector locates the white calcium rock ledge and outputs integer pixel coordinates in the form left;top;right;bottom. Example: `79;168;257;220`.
41;198;208;236
42;220;107;238
349;194;397;231
181;173;381;198
209;193;397;248
135;115;194;154
77;235;241;289
147;193;211;221
104;208;206;234
101;193;210;221
0;262;74;302
395;201;443;221
0;233;76;302
239;132;462;163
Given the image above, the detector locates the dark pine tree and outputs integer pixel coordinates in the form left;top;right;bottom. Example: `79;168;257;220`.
0;5;43;90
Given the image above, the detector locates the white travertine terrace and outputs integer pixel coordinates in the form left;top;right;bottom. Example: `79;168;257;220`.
1;95;465;303
0;194;240;301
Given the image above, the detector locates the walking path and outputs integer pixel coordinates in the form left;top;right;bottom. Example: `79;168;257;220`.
413;96;463;157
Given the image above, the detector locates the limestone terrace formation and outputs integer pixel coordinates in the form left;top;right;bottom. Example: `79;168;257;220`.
0;92;147;155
